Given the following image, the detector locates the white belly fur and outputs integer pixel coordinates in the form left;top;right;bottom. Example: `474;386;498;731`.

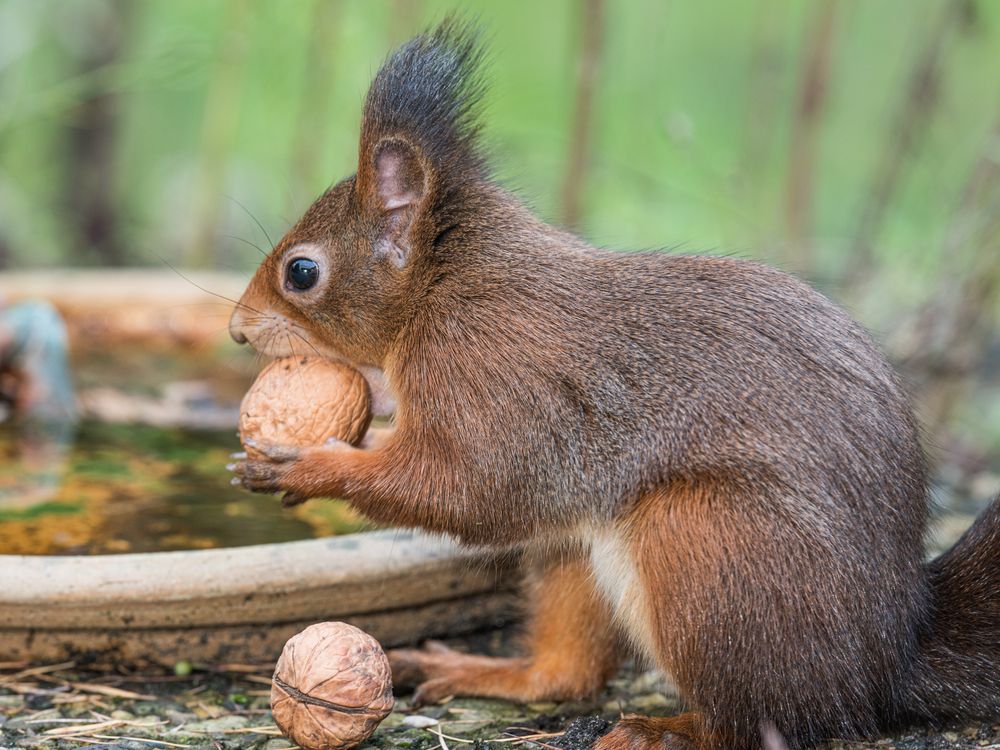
586;525;658;662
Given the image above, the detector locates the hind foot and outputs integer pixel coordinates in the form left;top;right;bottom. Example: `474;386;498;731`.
594;713;710;750
388;640;605;706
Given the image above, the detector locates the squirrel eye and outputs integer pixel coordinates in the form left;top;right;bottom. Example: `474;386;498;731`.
286;258;319;291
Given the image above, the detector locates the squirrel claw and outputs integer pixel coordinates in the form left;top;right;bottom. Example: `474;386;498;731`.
227;454;291;495
410;678;455;707
281;492;308;507
252;441;301;462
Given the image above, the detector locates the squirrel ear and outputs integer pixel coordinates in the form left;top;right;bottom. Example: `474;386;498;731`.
375;138;425;210
371;138;426;268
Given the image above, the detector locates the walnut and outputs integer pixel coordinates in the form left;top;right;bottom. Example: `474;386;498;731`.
239;357;371;458
271;622;394;750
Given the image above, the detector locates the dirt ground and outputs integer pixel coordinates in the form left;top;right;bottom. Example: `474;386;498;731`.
2;628;999;750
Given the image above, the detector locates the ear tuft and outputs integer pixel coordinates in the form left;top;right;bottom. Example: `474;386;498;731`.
360;17;489;185
359;18;488;268
375;139;425;212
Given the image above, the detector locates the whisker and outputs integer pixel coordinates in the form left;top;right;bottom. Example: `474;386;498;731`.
289;327;324;359
251;340;269;370
188;334;262;376
226;195;276;251
157;302;246;311
226;314;270;324
155;254;264;315
265;327;281;358
288;335;313;393
224;234;269;258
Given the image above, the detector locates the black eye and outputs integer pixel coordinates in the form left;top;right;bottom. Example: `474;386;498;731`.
286;258;319;291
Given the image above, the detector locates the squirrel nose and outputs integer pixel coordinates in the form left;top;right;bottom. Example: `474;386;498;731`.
229;310;249;345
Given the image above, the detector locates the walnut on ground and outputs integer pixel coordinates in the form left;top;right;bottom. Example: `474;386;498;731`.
271;622;394;750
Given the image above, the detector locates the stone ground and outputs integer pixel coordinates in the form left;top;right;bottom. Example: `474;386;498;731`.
1;629;999;750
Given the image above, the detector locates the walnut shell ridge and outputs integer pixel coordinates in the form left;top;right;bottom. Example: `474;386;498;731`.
271;622;394;750
239;357;372;458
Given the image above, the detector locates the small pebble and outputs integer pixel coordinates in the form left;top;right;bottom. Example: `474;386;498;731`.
182;715;250;733
174;660;193;677
629;692;671;711
401;715;440;728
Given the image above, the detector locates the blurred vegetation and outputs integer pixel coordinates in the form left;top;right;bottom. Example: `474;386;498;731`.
1;0;999;455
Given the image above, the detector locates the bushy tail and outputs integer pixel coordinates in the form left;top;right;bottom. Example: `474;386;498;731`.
901;495;1000;722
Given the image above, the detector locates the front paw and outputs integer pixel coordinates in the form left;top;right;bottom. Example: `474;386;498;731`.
227;441;309;505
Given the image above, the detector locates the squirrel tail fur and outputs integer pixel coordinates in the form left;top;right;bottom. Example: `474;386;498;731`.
901;495;1000;723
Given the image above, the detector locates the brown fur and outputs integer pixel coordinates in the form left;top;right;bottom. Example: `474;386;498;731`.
229;20;1000;749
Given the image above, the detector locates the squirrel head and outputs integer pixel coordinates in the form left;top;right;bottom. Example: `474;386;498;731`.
230;18;489;368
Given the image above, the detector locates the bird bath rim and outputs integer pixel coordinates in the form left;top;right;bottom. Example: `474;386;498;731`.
0;529;516;664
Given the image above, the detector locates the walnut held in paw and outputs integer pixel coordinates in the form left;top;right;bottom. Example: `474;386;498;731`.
271;622;394;750
239;357;371;459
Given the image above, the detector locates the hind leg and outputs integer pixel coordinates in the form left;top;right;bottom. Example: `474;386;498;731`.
594;480;895;750
388;552;621;705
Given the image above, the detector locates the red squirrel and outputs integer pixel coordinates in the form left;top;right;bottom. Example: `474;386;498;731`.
228;20;1000;750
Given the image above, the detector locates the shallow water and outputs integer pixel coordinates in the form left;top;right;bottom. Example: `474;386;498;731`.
0;340;372;558
0;419;369;555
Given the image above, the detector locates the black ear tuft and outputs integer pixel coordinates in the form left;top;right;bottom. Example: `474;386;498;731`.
360;17;489;188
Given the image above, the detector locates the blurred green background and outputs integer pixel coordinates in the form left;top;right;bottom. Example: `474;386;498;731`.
1;0;999;458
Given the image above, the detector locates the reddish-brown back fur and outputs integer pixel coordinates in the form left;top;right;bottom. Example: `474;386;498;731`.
230;20;1000;749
